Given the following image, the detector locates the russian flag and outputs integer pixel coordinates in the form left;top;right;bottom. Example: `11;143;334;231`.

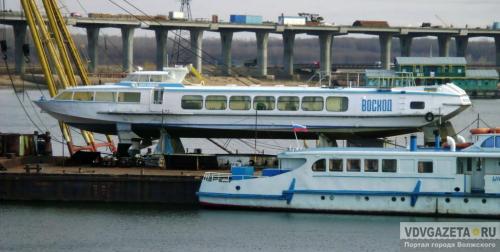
292;123;308;133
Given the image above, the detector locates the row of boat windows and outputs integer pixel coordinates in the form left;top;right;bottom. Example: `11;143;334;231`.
55;91;141;103
311;158;433;173
55;91;423;112
182;95;349;112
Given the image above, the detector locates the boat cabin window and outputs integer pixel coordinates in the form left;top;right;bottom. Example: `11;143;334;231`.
118;92;141;103
481;136;496;148
229;96;251;110
311;159;326;172
254;96;275;110
410;101;425;109
329;159;343;172
54;91;73;100
152;90;163;104
205;95;227;110
326;96;348;112
279;158;306;170
364;159;378;172
417;161;433;173
95;92;116;102
346;159;361;172
457;157;473;174
382;159;397;172
301;96;324;111
181;95;203;110
277;96;299;111
73;91;94;101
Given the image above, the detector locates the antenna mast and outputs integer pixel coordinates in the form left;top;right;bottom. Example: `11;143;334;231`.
180;0;192;21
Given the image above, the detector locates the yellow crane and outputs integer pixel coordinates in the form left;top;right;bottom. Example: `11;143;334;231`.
20;0;116;154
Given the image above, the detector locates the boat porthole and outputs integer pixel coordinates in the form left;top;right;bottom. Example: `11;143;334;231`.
464;198;469;203
364;196;369;201
445;198;450;203
482;199;487;204
454;187;460;192
329;195;335;201
401;197;405;202
321;195;325;200
235;185;241;191
391;197;397;202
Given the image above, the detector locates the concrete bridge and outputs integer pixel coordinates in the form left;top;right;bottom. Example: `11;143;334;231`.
1;12;499;77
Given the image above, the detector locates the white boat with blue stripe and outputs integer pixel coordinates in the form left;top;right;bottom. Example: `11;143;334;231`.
34;67;471;141
198;130;500;217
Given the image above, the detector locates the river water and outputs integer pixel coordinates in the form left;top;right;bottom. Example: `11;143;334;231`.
0;202;486;252
0;88;498;251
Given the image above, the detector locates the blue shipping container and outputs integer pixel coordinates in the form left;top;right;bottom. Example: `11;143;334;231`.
493;22;500;30
245;15;263;24
230;15;263;24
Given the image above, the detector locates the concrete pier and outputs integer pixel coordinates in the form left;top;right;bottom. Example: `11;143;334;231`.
438;35;451;57
121;27;135;73
220;31;233;75
155;29;168;70
379;34;392;70
319;33;333;77
282;32;295;77
399;35;413;57
455;36;468;57
190;29;204;73
13;24;27;74
256;32;269;77
86;27;100;73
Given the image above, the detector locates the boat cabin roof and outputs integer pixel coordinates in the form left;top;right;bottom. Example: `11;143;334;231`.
279;134;500;158
118;68;189;85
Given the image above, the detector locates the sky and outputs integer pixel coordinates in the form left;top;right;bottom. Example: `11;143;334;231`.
4;0;499;37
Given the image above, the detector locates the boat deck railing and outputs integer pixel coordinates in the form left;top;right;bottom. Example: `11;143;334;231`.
203;172;232;182
203;172;262;182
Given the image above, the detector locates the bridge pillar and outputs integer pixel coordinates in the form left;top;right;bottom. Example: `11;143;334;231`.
319;32;333;77
220;31;233;75
495;36;500;67
86;27;100;73
13;24;27;74
155;29;168;70
455;36;468;57
190;29;204;73
399;35;412;57
438;35;451;57
379;33;392;70
121;27;135;73
282;31;295;77
256;31;269;77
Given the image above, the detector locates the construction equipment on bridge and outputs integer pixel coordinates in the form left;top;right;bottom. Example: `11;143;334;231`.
298;13;324;26
20;0;116;155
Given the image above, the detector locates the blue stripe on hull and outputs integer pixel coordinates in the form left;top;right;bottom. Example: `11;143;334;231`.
197;190;500;200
